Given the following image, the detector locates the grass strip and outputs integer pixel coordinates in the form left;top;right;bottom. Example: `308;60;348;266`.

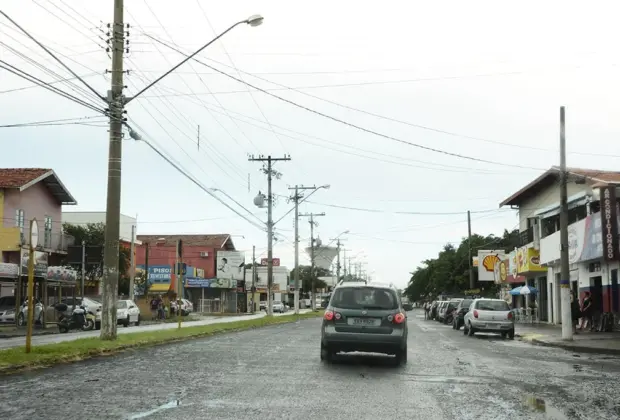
0;312;322;375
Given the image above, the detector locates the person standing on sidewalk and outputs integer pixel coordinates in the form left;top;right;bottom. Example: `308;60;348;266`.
579;291;593;331
570;292;580;334
424;301;430;320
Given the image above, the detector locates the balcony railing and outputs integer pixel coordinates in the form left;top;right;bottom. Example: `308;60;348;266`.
518;226;534;247
20;226;74;253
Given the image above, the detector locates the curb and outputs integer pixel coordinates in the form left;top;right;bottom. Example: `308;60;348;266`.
521;336;620;356
0;330;59;339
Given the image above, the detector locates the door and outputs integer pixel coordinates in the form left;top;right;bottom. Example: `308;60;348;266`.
611;269;619;313
592;276;603;313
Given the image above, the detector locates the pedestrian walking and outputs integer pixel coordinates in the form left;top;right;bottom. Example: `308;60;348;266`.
579;291;593;331
424;302;430;320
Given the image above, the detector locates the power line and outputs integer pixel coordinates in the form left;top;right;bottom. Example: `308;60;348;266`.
142;34;547;171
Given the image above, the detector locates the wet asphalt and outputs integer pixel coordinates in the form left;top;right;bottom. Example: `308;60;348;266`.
0;309;619;420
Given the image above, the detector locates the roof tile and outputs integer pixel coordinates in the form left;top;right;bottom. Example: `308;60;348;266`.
0;168;51;188
136;234;232;249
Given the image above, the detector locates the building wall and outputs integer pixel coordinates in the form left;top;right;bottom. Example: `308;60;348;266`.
518;182;587;231
0;184;63;252
135;244;217;278
62;211;137;243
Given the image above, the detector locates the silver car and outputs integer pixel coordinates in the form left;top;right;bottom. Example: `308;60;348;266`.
463;298;514;339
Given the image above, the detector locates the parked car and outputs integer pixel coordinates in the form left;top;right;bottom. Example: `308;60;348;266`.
0;295;16;324
260;301;268;311
442;301;460;325
171;299;193;316
463;298;515;339
272;301;285;313
452;298;473;330
116;299;141;327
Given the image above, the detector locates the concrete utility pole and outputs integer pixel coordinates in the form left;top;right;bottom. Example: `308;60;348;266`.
129;224;135;299
468;210;475;289
288;185;322;314
299;212;325;311
81;240;86;301
251;245;256;314
336;239;342;283
100;0;125;340
249;155;291;316
559;106;573;341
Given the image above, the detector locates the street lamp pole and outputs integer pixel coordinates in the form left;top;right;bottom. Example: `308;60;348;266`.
99;12;264;340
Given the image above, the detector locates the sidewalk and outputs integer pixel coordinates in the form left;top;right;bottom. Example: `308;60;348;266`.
516;322;620;356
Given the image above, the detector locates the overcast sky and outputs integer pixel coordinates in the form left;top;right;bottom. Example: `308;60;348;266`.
2;1;619;288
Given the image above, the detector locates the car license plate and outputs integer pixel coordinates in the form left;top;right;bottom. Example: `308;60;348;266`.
349;317;379;326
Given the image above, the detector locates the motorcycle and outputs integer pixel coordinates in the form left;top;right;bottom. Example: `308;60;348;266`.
54;303;95;333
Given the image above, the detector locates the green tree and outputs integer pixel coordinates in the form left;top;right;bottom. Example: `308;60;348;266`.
404;229;521;302
62;222;131;294
289;265;331;292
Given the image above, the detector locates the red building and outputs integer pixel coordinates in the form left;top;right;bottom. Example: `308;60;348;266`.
135;234;236;293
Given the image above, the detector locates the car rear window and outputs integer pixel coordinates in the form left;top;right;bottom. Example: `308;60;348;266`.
476;300;510;311
330;287;398;310
460;300;473;308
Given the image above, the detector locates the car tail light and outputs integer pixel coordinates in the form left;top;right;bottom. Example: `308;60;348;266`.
393;312;405;324
507;311;513;320
324;310;334;321
473;310;479;318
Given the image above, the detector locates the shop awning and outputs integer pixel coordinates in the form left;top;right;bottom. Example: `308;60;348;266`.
149;283;171;292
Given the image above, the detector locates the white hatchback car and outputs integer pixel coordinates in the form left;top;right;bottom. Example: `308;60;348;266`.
116;299;141;327
463;298;514;339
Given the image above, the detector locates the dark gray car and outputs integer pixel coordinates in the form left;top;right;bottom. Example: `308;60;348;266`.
320;281;408;365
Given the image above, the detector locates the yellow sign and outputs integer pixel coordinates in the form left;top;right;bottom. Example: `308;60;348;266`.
516;247;546;273
499;261;508;282
482;254;500;272
472;256;479;267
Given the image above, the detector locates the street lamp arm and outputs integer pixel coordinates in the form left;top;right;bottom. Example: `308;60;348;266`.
127;17;258;104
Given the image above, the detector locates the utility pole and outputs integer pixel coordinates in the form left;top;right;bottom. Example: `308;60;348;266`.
249;155;291;316
101;0;125;340
177;239;183;329
251;245;256;314
559;106;573;340
144;242;149;296
128;224;135;299
81;240;86;300
336;239;342;283
288;185;322;314
467;210;475;289
299;212;325;311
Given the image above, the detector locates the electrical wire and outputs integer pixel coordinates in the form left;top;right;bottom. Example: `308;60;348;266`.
142;33;548;172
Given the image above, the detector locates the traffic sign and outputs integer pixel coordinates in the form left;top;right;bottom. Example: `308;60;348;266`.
30;219;39;248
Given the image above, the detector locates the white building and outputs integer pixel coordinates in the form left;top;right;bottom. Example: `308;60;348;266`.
244;265;289;305
500;167;620;324
62;211;140;244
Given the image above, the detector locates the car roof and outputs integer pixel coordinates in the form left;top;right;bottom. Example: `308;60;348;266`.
473;298;506;302
334;281;396;291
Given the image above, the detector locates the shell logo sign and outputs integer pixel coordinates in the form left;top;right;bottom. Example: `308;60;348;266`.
477;250;505;282
482;254;500;272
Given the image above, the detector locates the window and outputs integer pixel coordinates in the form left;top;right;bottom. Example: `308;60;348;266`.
117;301;128;309
330;287;398;310
15;209;24;229
475;300;510;311
44;216;52;248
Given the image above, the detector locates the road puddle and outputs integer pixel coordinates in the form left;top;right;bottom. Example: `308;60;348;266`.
523;395;569;419
128;400;180;419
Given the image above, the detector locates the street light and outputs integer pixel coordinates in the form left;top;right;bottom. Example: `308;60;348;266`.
128;14;264;103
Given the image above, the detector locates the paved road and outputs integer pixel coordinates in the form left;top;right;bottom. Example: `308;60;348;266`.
0;310;310;350
1;309;619;419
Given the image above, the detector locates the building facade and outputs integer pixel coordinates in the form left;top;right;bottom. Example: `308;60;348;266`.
500;167;620;324
135;234;240;312
0;168;78;316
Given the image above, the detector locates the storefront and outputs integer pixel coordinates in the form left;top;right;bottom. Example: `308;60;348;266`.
540;208;620;324
185;277;238;313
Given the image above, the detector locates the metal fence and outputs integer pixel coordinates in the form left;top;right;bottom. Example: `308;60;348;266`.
198;293;238;314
